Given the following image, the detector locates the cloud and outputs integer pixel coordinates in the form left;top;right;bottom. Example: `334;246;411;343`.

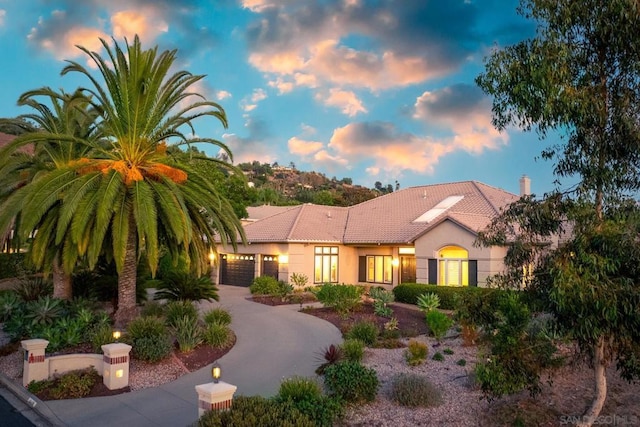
0;10;6;27
216;90;232;100
328;121;450;175
315;88;367;117
222;116;273;164
26;0;219;61
288;136;323;156
244;1;484;93
240;88;268;112
413;83;507;153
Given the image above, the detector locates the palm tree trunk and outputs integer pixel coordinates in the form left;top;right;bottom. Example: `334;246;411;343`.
52;255;72;300
114;218;138;328
578;337;608;427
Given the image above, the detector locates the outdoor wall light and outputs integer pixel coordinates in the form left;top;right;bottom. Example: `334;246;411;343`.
392;258;400;267
113;330;121;342
278;254;289;264
212;361;221;383
209;251;216;263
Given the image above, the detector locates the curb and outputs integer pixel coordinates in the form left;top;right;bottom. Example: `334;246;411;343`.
0;371;65;427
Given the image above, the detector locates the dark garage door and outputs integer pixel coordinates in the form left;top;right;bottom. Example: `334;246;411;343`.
220;254;255;286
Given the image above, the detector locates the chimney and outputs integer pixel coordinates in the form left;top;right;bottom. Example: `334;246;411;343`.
519;175;531;196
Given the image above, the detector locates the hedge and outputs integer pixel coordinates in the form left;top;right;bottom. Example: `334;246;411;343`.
393;284;498;310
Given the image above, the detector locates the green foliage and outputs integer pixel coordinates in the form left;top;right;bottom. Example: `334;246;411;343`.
203;322;233;349
432;352;444;362
457;359;467;367
340;338;365;362
249;276;282;295
14;278;53;302
425;310;453;341
25;296;65;327
289;272;309;289
454;287;505;329
49;369;100;400
173;315;203;353
444;348;454;355
394;284;496;310
126;316;172;362
203;307;232;326
275;377;343;427
154;271;219;303
0;253;34;279
313;284;364;318
315;343;343;375
390;373;443;408
370;287;394;317
404;339;428;366
164;300;198;328
323;361;379;404
196;395;315;427
89;323;116;353
27;378;53;395
141;301;166;318
416;292;440;313
345;320;378;346
0;292;23;322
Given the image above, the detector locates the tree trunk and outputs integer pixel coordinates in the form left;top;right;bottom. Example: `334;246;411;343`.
52;256;72;300
578;337;608;427
114;219;138;328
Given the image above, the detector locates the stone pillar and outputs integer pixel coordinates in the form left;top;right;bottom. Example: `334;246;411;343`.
195;382;237;418
21;339;49;387
101;343;132;390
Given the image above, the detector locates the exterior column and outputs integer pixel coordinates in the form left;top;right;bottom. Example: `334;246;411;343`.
21;339;49;387
195;381;237;418
101;343;132;390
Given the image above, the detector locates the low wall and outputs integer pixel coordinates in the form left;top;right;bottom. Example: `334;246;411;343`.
48;353;103;377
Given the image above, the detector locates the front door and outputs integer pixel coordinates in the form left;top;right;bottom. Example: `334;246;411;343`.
400;256;416;284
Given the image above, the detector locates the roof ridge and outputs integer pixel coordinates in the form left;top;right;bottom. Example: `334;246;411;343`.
470;181;504;216
286;204;306;240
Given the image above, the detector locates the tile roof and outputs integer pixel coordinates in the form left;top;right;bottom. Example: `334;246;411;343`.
242;181;519;245
0;132;34;154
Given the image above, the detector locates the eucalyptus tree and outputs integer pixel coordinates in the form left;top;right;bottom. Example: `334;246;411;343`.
0;88;100;299
57;36;244;326
476;0;640;424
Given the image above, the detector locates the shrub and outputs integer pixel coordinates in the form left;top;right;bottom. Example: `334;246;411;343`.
154;271;219;302
126;316;172;362
141;301;166;318
15;278;53;302
203;307;232;326
369;287;395;317
315;343;343;375
390;373;443;407
432;352;444;362
404;339;428;366
197;395;315;427
0;292;23;322
0;253;34;279
25;296;66;327
394;284;500;310
50;368;100;400
165;301;198;328
2;311;30;341
341;338;365;362
345;320;378;346
444;348;454;355
203;322;233;349
416;292;440;313
173;315;203;353
313;284;364;318
457;359;467;366
89;323;116;353
276;377;343;427
426;310;453;341
323;361;379;404
249;275;282;295
289;272;309;290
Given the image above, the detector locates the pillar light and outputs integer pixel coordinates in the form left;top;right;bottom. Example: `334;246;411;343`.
212;361;221;383
113;330;121;342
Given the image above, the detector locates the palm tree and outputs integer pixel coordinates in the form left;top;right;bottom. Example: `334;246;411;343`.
59;36;244;325
0;88;100;299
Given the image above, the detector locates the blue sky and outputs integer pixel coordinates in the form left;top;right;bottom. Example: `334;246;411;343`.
0;0;562;196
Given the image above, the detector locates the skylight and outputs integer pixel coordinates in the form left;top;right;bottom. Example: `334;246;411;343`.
413;195;464;223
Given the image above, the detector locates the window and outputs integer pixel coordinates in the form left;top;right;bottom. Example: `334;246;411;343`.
438;246;469;287
314;246;338;283
366;255;393;284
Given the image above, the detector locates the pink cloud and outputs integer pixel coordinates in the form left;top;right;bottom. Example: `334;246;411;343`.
288;137;323;156
28;21;108;60
111;9;168;42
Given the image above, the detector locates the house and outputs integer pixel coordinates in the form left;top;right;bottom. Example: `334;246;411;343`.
213;179;528;288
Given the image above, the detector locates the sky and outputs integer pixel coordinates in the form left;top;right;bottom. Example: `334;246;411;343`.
0;0;564;197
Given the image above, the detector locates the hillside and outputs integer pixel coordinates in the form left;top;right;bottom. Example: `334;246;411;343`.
238;161;396;207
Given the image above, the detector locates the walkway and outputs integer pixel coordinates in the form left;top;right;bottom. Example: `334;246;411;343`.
16;285;343;427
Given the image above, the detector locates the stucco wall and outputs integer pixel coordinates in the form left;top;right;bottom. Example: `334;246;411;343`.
414;220;505;286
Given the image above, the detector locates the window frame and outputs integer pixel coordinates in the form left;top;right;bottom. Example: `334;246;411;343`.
365;255;393;284
314;246;339;283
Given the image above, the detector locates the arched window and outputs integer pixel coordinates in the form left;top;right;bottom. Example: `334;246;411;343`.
438;245;469;286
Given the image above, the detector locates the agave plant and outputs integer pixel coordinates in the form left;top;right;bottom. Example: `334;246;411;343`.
25;296;65;327
154;271;219;302
416;292;440;314
0;292;23;321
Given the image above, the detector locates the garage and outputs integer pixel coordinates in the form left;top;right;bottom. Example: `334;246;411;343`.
262;255;279;280
219;254;255;287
